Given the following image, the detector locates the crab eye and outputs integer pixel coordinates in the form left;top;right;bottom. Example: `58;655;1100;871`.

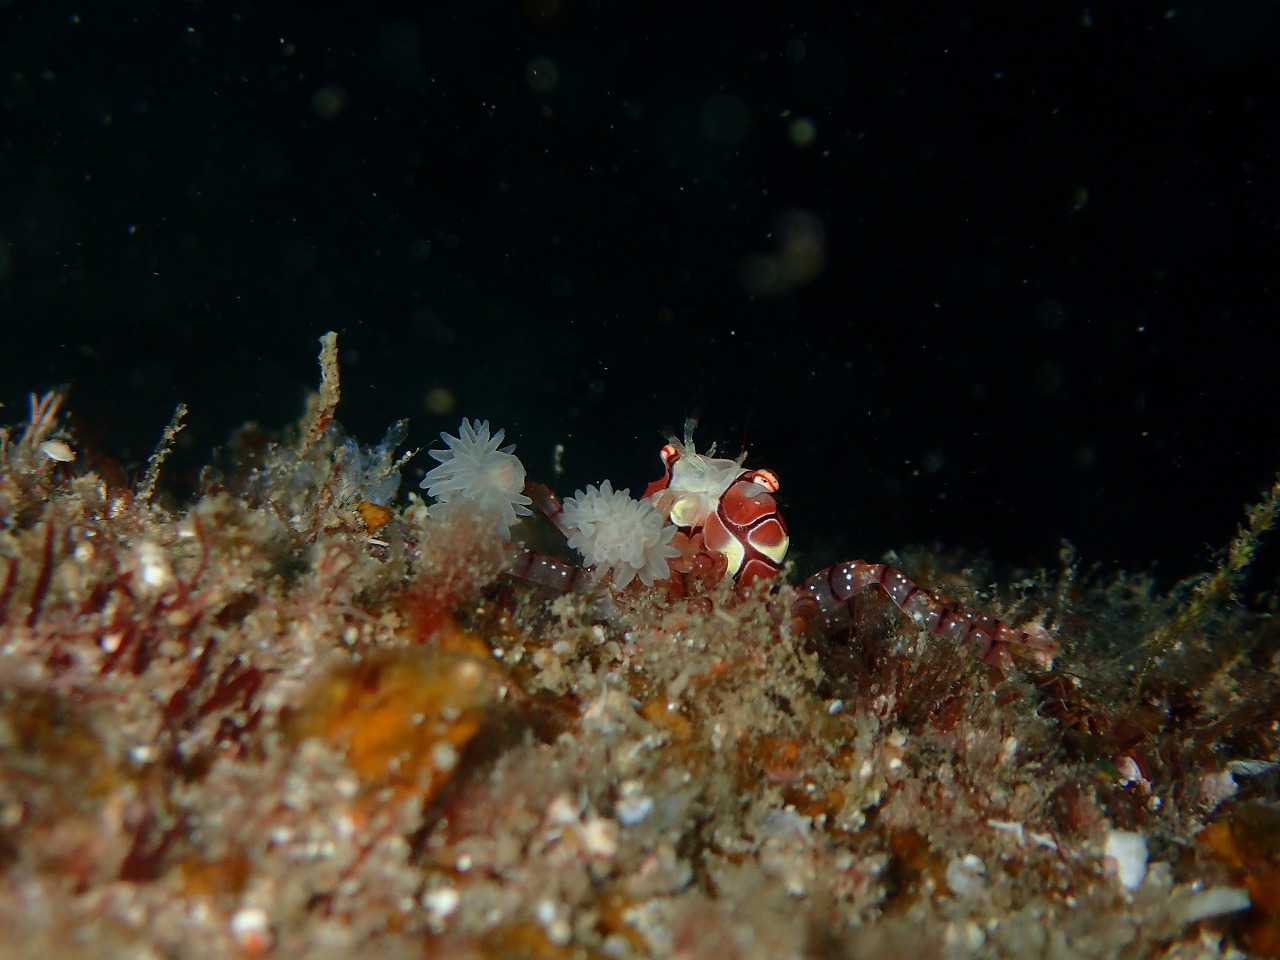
748;468;780;493
660;443;681;468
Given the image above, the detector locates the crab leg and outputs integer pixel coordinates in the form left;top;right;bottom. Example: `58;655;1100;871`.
523;482;573;539
509;548;596;595
801;560;1040;665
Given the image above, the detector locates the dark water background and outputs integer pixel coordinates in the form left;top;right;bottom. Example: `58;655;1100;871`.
2;0;1278;584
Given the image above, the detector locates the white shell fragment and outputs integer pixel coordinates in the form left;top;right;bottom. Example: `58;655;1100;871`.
1175;886;1251;925
616;780;654;825
422;885;461;929
39;439;76;462
230;905;273;955
134;540;174;593
946;854;987;897
1227;758;1277;777
1104;830;1148;891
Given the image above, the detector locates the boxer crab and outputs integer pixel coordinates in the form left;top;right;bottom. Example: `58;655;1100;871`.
421;419;1057;669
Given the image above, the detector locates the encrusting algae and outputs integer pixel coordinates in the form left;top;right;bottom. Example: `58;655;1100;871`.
0;333;1277;959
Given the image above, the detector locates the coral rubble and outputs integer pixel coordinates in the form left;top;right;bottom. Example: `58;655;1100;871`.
1;340;1277;959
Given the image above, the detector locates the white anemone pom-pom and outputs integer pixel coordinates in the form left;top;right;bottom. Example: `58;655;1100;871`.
420;419;533;538
560;481;680;588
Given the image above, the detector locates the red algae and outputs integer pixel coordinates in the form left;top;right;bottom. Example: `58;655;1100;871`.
0;340;1277;959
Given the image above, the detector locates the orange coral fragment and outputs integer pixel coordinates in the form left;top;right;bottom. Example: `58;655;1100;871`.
597;891;648;954
882;828;948;911
179;853;253;901
473;921;601;959
1199;802;1280;956
757;735;806;784
354;500;392;532
285;646;501;803
639;699;692;741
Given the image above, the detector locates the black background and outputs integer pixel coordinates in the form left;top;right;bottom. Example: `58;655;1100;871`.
3;0;1278;584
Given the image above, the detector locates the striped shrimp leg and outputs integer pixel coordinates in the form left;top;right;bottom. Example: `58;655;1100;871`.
801;560;1035;665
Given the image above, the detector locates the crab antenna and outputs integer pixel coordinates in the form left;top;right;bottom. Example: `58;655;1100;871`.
682;417;698;450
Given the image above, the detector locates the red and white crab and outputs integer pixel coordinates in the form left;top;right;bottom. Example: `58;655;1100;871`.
641;434;790;591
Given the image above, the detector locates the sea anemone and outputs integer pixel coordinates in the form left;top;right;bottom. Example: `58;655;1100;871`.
560;480;680;588
421;419;533;538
